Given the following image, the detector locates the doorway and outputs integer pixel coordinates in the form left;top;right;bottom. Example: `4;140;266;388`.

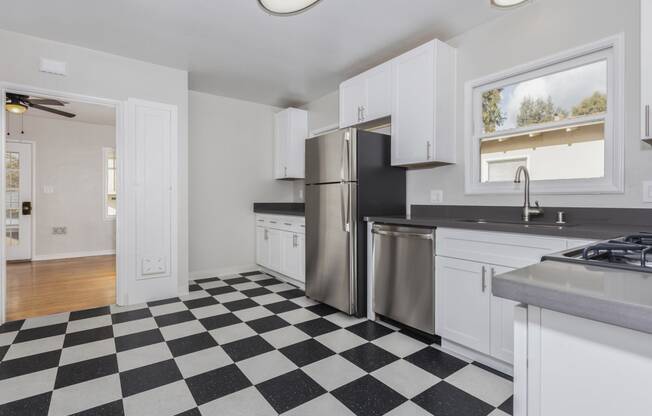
3;90;118;321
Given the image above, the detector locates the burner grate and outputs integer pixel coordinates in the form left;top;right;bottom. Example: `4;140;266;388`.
582;241;652;267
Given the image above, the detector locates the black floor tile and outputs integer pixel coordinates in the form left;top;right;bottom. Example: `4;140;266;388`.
277;289;305;299
185;364;252;405
153;310;195;328
0;392;52;416
199;313;241;331
183;297;218;310
305;303;339;317
413;381;494;416
206;286;236;296
221;335;275;362
63;325;114;348
111;308;152;325
0;350;61;380
222;298;259;312
472;361;513;382
240;287;272;298
340;343;399;373
0;345;8;361
256;278;282;287
399;327;440;345
256;369;326;414
167;332;218;357
54;354;119;389
240;271;263;277
70;399;124;416
280;339;335;367
189;284;203;292
499;396;514;415
223;277;250;285
13;322;68;343
245;315;290;334
263;300;301;314
120;359;183;397
405;347;468;379
346;321;394;341
69;306;111;321
114;329;164;353
194;277;219;284
148;298;181;308
333;375;406;416
174;408;201;416
295;318;340;337
0;319;24;333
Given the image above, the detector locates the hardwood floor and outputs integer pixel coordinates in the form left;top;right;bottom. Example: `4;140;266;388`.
6;255;116;321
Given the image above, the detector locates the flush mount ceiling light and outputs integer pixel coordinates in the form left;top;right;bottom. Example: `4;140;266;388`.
5;95;27;115
258;0;322;16
490;0;530;9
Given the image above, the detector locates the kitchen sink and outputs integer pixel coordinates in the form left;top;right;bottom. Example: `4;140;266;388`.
457;218;575;228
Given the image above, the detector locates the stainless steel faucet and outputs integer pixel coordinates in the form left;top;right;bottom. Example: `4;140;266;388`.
514;166;543;222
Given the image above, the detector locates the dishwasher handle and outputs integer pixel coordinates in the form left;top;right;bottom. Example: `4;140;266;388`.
372;229;434;240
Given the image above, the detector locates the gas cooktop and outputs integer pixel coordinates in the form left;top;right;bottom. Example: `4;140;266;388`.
543;233;652;273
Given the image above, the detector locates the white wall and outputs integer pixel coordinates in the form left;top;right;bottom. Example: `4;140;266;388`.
189;90;295;276
299;0;652;209
6;114;115;258
0;29;190;292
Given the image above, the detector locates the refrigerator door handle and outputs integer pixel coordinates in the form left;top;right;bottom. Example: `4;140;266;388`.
340;182;350;233
340;130;351;182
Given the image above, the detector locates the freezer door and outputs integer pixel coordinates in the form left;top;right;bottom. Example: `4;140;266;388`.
305;182;357;314
305;129;356;184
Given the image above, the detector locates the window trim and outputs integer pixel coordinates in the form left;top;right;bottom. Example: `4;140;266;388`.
103;146;116;221
464;34;624;195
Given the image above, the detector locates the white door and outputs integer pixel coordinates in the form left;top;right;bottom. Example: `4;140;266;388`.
256;227;270;268
267;228;282;272
489;265;517;364
391;41;435;165
281;231;302;281
296;233;305;283
273;110;289;179
364;62;392;122
5;141;32;261
435;256;491;354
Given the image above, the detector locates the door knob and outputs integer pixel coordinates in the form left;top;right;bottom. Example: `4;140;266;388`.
22;201;32;215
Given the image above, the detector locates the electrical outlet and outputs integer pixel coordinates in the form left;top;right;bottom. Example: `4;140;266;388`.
430;190;444;204
43;185;54;194
52;226;67;235
142;256;166;276
643;181;652;203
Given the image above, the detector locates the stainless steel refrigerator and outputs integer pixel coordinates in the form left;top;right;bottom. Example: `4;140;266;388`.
305;128;406;316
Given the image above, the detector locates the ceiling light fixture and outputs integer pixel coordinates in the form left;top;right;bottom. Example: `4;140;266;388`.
5;96;27;115
490;0;530;9
258;0;322;16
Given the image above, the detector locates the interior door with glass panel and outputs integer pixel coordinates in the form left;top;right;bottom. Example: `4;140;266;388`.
6;141;32;261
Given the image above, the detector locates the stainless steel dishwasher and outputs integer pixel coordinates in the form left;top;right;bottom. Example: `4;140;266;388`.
372;224;435;334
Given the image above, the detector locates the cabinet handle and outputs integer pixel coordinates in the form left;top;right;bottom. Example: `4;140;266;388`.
292;234;298;248
357;106;361;122
360;106;365;121
646;105;650;138
481;265;486;293
284;166;287;177
269;221;277;224
264;229;268;241
426;141;432;160
284;222;292;226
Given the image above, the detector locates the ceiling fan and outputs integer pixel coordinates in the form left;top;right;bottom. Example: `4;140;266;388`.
5;93;76;118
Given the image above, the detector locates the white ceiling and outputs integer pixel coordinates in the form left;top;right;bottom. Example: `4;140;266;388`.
24;98;116;126
0;0;506;107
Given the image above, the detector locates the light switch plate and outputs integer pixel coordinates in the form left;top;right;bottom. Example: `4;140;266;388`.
430;190;444;204
142;256;166;275
643;181;652;203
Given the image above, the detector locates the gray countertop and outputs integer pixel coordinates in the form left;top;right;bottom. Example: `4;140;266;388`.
364;215;652;240
253;203;304;217
493;261;652;334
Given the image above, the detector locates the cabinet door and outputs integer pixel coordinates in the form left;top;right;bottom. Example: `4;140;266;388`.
287;109;307;178
489;265;517;364
256;227;269;268
363;62;392;122
391;41;435;166
274;111;289;179
340;77;365;128
280;232;301;280
296;234;305;283
435;256;491;354
267;228;283;272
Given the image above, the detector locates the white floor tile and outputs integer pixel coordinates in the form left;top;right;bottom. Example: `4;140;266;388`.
21;312;69;329
190;304;229;320
66;315;112;333
372;332;428;357
199;386;277;416
260;326;310;349
252;293;287;305
384;400;433;416
214;292;248;303
314;329;366;353
59;338;117;366
48;374;122;416
174;346;233;379
282;393;356;416
236;350;297;384
149;302;188;317
0;368;57;405
4;335;64;360
209;323;257;345
324;313;366;328
302;355;366;391
159;320;205;341
445;364;513;407
233;306;273;322
117;342;173;372
278;309;319;325
372;360;440;398
123;380;196;416
112;317;157;337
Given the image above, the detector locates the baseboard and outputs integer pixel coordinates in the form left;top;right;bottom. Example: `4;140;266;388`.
440;339;514;377
189;264;259;280
32;249;116;262
259;267;305;289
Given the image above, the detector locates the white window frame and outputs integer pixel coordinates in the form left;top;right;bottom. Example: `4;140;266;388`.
103;146;116;221
485;155;529;183
464;34;624;195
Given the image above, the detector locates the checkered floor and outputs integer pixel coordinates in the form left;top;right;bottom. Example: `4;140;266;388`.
0;271;513;416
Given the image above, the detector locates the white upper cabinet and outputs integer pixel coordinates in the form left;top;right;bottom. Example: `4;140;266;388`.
391;40;456;166
339;61;392;128
274;108;308;179
642;0;652;143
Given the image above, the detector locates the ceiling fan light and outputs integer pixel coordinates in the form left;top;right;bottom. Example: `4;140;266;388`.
491;0;529;9
6;102;27;115
258;0;321;15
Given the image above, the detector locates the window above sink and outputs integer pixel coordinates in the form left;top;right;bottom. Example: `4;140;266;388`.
465;35;624;195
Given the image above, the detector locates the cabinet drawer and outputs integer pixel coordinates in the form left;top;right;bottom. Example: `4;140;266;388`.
255;214;305;234
436;228;567;269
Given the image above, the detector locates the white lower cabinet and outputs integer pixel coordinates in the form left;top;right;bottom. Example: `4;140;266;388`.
255;214;305;283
